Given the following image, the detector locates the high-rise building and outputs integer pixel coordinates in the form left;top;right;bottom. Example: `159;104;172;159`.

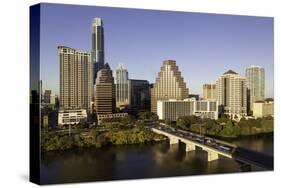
128;79;150;110
92;17;105;85
58;46;92;111
115;64;129;108
203;84;216;100
94;63;116;114
151;60;189;113
216;70;247;118
245;65;265;112
43;90;52;104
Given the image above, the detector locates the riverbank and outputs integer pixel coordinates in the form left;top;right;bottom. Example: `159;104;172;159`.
176;116;273;138
41;126;168;152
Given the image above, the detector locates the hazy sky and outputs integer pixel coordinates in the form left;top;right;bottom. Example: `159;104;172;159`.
40;3;274;97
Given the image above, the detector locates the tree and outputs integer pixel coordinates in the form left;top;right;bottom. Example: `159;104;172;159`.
219;120;237;137
137;112;159;121
176;116;191;130
165;119;172;125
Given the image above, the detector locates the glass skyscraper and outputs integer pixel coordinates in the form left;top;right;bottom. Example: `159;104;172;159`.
245;65;265;112
92;17;105;85
115;64;129;108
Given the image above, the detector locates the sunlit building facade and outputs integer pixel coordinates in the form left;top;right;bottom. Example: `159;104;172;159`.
58;46;92;111
245;65;265;112
216;70;247;118
151;60;189;113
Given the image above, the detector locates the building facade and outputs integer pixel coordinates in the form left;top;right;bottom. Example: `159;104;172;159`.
194;99;218;119
245;65;265;112
97;113;128;125
43;90;55;105
128;79;150;110
92;17;105;85
216;70;247;118
157;98;218;121
94;63;116;114
157;99;195;121
151;60;189;113
115;64;129;108
58;46;92;111
253;99;274;118
58;109;87;126
43;90;51;104
203;84;216;100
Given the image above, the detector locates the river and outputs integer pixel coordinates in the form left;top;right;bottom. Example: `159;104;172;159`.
41;133;273;184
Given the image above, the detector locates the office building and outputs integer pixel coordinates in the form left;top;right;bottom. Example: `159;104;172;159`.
245;65;265;112
115;64;129;108
43;90;51;104
253;99;274;118
195;99;218;119
43;90;56;105
58;109;87;126
97;113;128;125
58;46;92;111
92;17;105;85
128;79;150;110
216;70;247;118
95;63;116;114
203;84;216;100
151;60;189;113
157;98;218;121
157;99;194;121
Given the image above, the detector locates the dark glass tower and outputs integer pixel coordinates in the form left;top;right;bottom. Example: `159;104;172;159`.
92;17;105;85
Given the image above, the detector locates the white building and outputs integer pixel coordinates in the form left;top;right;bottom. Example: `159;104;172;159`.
195;99;218;119
157;98;218;121
58;109;87;126
216;70;247;118
253;100;274;118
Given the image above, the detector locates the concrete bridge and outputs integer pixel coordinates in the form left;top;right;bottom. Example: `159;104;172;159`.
152;127;234;162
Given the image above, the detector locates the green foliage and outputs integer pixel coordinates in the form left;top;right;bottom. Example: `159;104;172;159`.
176;116;191;130
137;112;159;121
186;116;273;138
41;124;167;152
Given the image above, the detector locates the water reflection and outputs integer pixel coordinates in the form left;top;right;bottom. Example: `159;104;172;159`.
41;134;272;185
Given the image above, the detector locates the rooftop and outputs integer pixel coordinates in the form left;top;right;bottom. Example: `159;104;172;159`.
223;70;238;75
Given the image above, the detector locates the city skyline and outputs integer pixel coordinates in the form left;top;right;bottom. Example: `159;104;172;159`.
40;3;274;97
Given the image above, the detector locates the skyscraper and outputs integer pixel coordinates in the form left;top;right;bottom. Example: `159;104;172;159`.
245;65;265;112
115;64;129;108
151;60;189;113
92;17;105;85
216;70;247;118
58;46;92;111
203;84;216;100
43;90;51;104
128;79;150;110
95;63;116;114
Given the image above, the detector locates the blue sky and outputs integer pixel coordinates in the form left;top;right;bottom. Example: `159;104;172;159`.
40;3;274;97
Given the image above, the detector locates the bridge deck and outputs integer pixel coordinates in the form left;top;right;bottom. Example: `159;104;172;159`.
151;125;273;170
151;127;233;158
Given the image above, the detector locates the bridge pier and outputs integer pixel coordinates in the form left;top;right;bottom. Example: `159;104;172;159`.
169;137;178;145
185;143;196;152
204;149;219;161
